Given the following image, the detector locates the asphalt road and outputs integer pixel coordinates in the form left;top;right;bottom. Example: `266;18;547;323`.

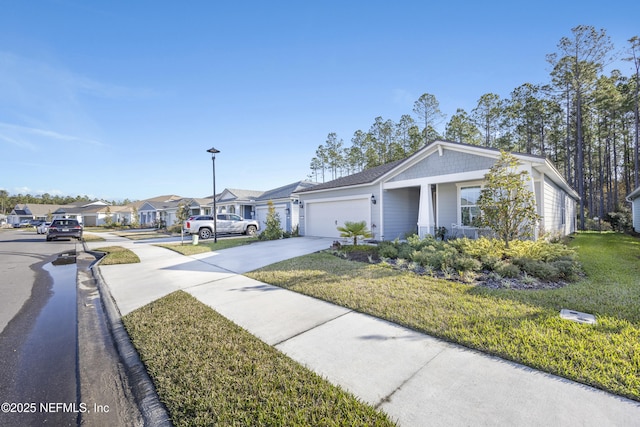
0;228;142;426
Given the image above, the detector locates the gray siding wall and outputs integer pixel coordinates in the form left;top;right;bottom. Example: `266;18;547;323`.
437;182;458;230
389;149;496;182
633;198;640;233
383;187;420;240
543;176;572;235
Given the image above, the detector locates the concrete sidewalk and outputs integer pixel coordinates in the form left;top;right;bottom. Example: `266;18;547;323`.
90;234;640;426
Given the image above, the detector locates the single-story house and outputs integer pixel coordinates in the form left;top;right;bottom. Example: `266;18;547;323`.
8;201;110;226
187;198;215;217
8;203;62;225
131;195;184;227
81;205;135;227
52;200;110;224
627;186;640;233
254;180;317;233
295;140;579;241
216;188;263;219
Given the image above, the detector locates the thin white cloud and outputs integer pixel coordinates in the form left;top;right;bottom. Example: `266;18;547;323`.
0;132;37;150
0;122;104;147
0;51;159;153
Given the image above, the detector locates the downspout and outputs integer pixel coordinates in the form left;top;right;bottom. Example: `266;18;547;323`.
378;182;383;241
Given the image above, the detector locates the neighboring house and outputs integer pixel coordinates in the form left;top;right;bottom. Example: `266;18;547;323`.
82;205;135;226
295;140;579;241
254;180;317;233
8;204;62;225
52;200;110;224
187;198;215;217
627;186;640;233
132;195;184;227
138;200;182;227
216;188;263;219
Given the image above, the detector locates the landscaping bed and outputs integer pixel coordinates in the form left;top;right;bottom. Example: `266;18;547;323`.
330;234;581;290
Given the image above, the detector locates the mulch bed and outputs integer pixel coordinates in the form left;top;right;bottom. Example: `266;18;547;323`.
331;248;569;291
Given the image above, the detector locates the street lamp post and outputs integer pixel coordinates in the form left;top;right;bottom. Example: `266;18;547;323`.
207;147;220;243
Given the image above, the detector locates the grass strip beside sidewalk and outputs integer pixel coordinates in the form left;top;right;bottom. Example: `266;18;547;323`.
158;236;259;255
93;246;140;265
123;291;395;427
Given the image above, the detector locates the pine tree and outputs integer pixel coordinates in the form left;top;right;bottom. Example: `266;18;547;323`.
259;201;283;240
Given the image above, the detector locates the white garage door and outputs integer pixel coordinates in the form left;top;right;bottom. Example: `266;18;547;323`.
256;205;287;231
305;197;370;238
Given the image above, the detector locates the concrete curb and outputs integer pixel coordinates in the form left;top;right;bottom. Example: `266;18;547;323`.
87;247;173;427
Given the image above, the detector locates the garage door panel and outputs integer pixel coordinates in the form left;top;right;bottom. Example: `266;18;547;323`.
256;206;287;230
306;198;370;238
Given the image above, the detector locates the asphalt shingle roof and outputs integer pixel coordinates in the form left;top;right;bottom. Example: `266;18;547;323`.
256;180;317;201
295;159;405;193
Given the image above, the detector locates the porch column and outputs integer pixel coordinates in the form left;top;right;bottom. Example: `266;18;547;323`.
417;183;433;238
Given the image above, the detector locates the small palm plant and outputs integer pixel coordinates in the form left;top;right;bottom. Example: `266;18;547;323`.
337;220;372;245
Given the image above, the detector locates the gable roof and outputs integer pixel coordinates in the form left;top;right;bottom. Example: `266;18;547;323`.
295;160;405;193
295;139;578;199
256;180;317;201
627;186;640;201
218;188;264;203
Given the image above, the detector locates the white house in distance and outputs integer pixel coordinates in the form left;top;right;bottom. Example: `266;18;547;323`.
627;186;640;233
295;140;579;241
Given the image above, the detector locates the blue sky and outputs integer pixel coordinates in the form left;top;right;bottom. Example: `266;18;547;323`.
1;1;638;201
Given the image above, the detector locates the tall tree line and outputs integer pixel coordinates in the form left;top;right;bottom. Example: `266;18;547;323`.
309;26;640;229
0;190;134;214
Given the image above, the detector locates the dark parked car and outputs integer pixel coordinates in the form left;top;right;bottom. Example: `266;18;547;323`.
46;219;83;241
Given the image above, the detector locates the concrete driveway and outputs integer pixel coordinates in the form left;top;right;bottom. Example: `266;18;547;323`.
91;236;334;315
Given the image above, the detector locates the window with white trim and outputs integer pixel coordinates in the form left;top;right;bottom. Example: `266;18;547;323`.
460;185;482;226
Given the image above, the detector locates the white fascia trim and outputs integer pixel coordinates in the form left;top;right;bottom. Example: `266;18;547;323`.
383;169;491;190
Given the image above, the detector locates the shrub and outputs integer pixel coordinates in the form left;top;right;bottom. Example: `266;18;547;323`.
550;259;580;281
512;257;560;281
167;224;182;234
453;237;507;261
377;241;399;259
406;234;439;251
340;244;378;254
259;201;284;241
397;242;414;259
452;255;482;272
494;261;520;278
606;209;633;233
410;249;438;268
505;239;576;262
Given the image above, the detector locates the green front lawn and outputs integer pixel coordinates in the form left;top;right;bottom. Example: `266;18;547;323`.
123;291;395;426
93;246;140;265
159;236;259;255
247;232;640;401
